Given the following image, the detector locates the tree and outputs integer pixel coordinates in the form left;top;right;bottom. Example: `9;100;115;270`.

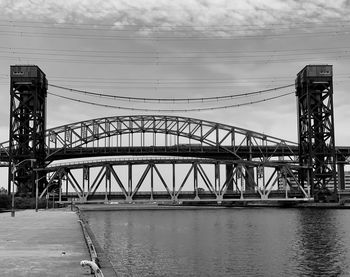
0;187;7;194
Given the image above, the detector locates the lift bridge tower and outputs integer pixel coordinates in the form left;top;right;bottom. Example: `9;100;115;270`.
8;65;47;197
295;65;337;201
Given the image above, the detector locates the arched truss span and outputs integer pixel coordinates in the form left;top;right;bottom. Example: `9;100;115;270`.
45;115;298;163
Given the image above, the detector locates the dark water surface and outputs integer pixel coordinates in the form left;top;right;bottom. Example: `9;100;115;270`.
84;208;350;276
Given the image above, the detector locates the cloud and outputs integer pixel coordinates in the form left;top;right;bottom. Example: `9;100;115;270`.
1;0;350;36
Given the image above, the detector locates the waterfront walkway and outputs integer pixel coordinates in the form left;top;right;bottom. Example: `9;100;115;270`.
0;209;91;277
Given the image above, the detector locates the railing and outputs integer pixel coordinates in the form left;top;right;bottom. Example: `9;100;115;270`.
47;156;213;169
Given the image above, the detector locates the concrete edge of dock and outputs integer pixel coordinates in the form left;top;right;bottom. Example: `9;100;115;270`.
0;209;94;276
76;207;118;276
76;201;350;211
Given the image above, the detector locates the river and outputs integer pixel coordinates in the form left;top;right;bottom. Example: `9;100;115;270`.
84;208;350;276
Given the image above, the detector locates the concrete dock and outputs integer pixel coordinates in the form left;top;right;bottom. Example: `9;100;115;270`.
0;209;91;277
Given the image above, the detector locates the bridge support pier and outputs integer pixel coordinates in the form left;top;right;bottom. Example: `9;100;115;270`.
194;163;200;200
128;164;132;202
150;164;154;201
215;163;220;194
337;161;346;190
225;164;234;192
172;163;176;202
245;166;255;191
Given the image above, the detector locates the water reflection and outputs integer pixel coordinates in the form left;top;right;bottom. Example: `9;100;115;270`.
85;209;350;277
295;209;347;276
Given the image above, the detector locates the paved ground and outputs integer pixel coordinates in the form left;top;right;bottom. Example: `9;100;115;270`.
0;209;91;277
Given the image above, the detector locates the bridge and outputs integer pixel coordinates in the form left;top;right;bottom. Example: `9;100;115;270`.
1;64;349;204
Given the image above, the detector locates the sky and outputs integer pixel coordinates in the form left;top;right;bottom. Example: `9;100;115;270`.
1;0;350;185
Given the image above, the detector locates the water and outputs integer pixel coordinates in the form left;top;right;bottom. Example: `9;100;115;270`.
84;208;350;276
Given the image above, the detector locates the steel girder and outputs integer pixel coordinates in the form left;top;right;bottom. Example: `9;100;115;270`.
39;157;309;203
3;142;350;164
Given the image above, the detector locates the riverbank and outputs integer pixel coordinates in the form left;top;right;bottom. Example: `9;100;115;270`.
78;202;229;211
77;201;350;211
0;209;91;276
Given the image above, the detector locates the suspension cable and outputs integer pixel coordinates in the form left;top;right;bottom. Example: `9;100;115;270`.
49;83;294;103
48;91;294;112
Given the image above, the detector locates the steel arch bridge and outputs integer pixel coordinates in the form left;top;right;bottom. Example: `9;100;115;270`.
1;115;310;203
44;115;305;203
44;115;299;162
1;115;299;162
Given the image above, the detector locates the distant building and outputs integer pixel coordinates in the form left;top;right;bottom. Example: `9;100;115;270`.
343;171;350;190
333;171;350;190
276;171;350;191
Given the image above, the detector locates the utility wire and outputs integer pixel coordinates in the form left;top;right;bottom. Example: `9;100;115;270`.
0;72;294;84
3;18;350;29
48;91;294;112
1;45;349;55
1;23;349;33
49;83;294;103
0;49;348;59
0;29;348;40
0;54;341;65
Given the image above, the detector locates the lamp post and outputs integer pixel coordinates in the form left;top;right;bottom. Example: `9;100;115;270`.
11;158;36;217
43;183;57;210
35;175;46;212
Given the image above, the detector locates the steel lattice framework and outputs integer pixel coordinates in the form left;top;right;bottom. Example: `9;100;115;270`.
39;157;309;203
296;65;337;200
8;65;47;196
38;115;307;202
45;115;298;163
1;115;306;201
2;64;346;202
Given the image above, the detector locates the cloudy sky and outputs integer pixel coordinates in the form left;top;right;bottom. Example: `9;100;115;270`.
1;1;350;154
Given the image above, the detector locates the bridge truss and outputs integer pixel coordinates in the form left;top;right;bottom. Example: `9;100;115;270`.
40;157;309;203
45;115;298;161
0;114;315;202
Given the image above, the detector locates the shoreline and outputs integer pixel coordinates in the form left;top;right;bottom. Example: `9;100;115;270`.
77;207;118;276
77;202;350;211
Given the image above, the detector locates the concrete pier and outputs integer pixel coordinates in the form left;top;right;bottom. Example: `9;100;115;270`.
0;209;91;277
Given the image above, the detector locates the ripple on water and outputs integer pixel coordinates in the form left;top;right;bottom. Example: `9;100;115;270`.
84;208;350;277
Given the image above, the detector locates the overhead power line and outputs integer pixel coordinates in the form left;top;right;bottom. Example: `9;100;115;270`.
1;23;349;35
48;91;294;112
0;48;348;59
0;29;349;41
0;72;295;83
2;18;350;29
49;83;294;103
0;45;349;55
0;54;342;65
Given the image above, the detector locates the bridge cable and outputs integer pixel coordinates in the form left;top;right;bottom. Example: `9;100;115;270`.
49;83;294;103
48;91;294;112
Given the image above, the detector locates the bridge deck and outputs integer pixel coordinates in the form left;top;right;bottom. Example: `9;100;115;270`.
2;146;350;163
